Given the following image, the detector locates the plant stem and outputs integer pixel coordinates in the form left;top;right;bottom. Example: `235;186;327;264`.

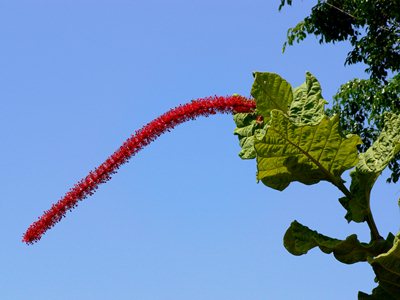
366;213;382;241
335;180;382;241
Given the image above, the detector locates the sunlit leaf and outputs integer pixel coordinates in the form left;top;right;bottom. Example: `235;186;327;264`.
255;111;361;190
234;72;329;160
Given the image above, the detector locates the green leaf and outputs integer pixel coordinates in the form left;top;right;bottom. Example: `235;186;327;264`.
284;221;392;265
251;72;293;117
289;72;327;125
357;113;400;174
255;110;361;191
340;113;400;223
360;233;400;299
234;72;329;161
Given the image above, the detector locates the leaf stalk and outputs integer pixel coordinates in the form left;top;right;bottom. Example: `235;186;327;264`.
335;180;382;241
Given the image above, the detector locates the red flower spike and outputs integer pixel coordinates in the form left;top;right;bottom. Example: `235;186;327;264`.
23;95;255;244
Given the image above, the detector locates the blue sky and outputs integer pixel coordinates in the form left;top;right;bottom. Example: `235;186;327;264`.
1;1;399;299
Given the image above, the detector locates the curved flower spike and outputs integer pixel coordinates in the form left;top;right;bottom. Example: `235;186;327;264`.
23;95;255;244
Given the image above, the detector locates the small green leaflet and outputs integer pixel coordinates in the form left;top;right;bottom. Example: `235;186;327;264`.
340;113;400;223
255;111;361;190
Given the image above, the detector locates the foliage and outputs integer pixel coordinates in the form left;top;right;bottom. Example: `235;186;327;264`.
279;0;400;80
22;2;400;299
279;0;400;183
330;75;400;183
24;70;400;297
234;72;400;298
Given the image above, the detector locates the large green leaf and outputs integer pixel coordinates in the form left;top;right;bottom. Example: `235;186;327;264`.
358;233;400;299
234;72;328;161
251;72;293;117
284;221;392;265
340;113;400;223
255;110;361;190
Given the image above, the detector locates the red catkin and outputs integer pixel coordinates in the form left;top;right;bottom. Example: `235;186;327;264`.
23;95;255;244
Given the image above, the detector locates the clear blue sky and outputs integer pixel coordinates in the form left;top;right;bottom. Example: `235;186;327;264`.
1;1;399;299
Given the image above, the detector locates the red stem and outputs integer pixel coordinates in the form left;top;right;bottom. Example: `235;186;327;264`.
23;95;255;244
